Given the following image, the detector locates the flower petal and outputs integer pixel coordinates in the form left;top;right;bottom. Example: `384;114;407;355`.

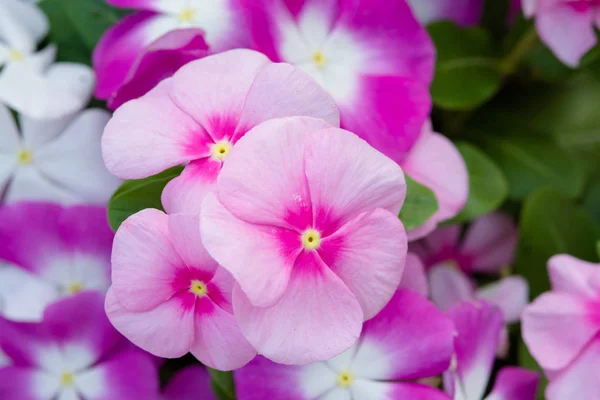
102;80;211;179
397;252;429;296
486;367;539;400
5;167;79;204
460;213;518;274
0;0;49;44
233;252;363;365
547;254;600;297
521;292;600;371
319;209;407;319
351;289;455;381
105;287;194;358
408;225;461;267
408;0;484;27
428;263;476;312
111;209;184;311
163;365;216;400
0;367;59;400
0;266;58;322
106;0;187;13
200;193;300;308
476;277;529;324
168;213;218;276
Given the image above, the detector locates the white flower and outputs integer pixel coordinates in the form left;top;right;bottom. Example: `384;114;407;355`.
0;104;121;204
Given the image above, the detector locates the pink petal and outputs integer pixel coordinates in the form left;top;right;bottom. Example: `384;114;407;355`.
234;356;307;400
352;289;455;381
386;382;451;400
216;117;328;230
93;12;176;99
548;254;600;297
546;336;600;400
460;212;518;274
233;252;363;365
446;301;504;400
102;80;211;179
487;367;540;400
170;49;269;141
476;276;529;324
200;193;300;308
105;287;195;358
522;292;600;371
189;297;256;370
161;157;222;214
110;209;184;312
163;365;216;400
535;3;597;67
304;126;406;233
397;252;429;296
319;209;407;319
207;266;236;314
409;225;461;267
400;130;469;232
235;62;339;136
76;348;159;399
0;367;60;400
428;263;476;312
168;213;218;276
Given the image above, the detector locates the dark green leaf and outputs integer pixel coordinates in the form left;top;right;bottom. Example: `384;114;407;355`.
450;142;508;223
208;368;236;400
399;176;439;231
514;189;600;298
40;0;128;64
107;167;184;232
428;22;502;110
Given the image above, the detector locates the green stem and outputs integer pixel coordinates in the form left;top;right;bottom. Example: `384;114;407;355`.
498;27;538;76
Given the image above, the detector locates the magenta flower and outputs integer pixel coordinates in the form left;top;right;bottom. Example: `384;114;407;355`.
102;49;339;214
522;255;600;399
162;365;216;400
107;28;209;110
242;1;467;236
0;203;113;322
524;0;600;67
445;301;539;400
105;209;256;370
0;292;158;399
200;116;407;364
94;0;251;99
234;289;455;400
408;0;484;27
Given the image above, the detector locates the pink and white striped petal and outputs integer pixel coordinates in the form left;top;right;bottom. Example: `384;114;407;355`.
233;252;363;365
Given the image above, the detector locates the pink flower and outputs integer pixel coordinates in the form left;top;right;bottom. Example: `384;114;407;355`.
162;365;216;400
446;301;540;400
0;292;159;400
411;213;526;354
200;116;407;364
522;255;600;399
105;209;256;370
107;28;209;110
94;0;251;99
234;289;455;400
524;0;600;67
242;2;467;237
408;0;484;27
102;49;339;214
0;203;113;322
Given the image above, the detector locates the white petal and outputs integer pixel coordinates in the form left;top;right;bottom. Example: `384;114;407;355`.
0;266;58;322
299;362;337;398
321;388;352;400
0;0;49;43
0;2;37;52
5;166;79;204
57;386;79;400
0;103;21;152
20;113;76;149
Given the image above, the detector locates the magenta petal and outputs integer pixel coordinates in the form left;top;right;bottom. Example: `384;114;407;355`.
487;367;540;400
234;356;306;400
93;12;176;99
409;0;484;27
385;382;451;400
163;365;216;400
353;289;455;381
0;366;59;400
233;252;363;365
397;252;429;296
108;28;210;110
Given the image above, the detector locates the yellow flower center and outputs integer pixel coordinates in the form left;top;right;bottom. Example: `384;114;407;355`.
17;149;32;164
61;372;74;386
312;51;327;68
9;49;24;62
189;280;208;297
67;282;84;295
211;141;232;161
301;229;321;251
337;371;354;388
178;8;196;23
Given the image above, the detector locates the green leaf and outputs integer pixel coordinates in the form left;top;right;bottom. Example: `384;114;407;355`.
208;368;236;400
514;188;600;298
477;137;585;200
399;176;439;231
450;142;508;223
40;0;127;64
428;22;502;110
107;167;184;232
